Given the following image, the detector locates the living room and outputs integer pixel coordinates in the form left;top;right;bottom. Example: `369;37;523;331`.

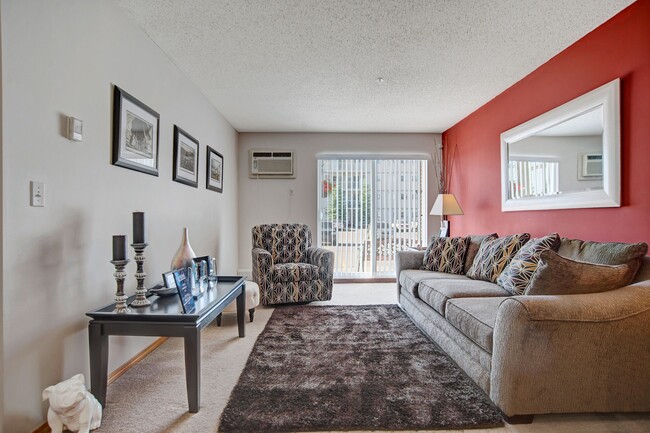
2;1;649;432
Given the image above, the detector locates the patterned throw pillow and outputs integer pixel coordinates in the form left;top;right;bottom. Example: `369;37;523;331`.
464;233;498;273
525;250;632;296
466;233;531;282
421;236;470;274
497;233;561;295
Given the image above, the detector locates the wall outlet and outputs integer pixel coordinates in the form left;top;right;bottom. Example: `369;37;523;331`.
30;181;44;207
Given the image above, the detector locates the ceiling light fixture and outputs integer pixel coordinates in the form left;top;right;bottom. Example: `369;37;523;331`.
376;77;384;83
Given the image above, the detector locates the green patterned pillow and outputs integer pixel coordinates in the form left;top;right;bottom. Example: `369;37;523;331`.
466;233;531;282
497;233;561;295
421;236;470;274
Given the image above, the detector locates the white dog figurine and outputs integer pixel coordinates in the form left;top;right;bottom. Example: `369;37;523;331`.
42;374;102;433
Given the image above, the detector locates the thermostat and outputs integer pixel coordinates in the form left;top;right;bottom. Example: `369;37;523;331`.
67;117;83;141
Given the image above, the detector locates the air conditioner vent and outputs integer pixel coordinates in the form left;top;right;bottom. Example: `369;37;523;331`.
250;149;295;178
579;153;603;180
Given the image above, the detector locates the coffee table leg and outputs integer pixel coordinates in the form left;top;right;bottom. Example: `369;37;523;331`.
236;288;245;338
184;327;201;413
88;322;108;408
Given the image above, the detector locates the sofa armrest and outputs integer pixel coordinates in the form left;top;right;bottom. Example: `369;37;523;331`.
395;250;425;296
491;282;650;416
306;246;334;282
251;248;272;292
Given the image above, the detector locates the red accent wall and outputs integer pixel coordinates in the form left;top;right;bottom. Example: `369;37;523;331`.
442;0;650;244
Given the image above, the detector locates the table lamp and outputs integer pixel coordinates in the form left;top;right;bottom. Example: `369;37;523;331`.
430;193;463;237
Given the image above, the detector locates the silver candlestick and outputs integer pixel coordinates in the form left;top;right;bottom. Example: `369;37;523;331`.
130;242;151;307
111;259;131;313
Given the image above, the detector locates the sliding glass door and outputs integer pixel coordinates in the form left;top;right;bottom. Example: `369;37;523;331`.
317;158;427;278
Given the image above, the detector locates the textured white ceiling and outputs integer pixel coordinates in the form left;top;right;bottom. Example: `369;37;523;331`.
114;0;634;133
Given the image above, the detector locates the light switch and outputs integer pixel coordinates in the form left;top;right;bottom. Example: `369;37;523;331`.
30;181;44;207
67;117;83;141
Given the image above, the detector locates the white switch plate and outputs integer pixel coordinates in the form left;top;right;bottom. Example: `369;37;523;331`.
30;181;44;207
67;117;83;141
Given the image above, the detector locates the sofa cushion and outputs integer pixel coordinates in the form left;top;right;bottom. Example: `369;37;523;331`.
445;297;508;353
466;233;531;282
399;269;467;298
271;262;319;282
464;233;498;273
418;279;510;315
558;238;648;283
525;250;632;296
421;236;470;274
497;233;561;295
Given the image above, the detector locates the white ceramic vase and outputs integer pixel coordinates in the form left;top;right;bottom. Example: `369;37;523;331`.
171;227;196;270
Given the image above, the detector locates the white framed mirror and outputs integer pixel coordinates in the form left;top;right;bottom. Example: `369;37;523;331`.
501;78;620;212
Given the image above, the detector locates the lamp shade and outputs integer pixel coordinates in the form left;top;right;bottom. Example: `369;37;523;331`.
430;193;464;216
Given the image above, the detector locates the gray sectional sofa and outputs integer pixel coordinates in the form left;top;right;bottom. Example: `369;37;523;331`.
396;236;650;419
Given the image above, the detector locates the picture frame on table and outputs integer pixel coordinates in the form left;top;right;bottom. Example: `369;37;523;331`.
162;271;177;288
193;255;216;278
439;221;450;237
173;268;195;314
173;125;200;188
112;85;160;176
206;146;223;193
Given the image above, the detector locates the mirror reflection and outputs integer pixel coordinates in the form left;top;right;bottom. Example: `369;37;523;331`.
507;106;604;200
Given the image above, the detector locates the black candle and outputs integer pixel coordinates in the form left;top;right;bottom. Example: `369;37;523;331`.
133;212;145;244
113;235;127;261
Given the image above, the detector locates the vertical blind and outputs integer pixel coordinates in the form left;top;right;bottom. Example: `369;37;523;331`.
508;159;560;199
317;158;427;278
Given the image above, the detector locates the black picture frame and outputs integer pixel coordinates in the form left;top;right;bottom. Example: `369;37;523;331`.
112;85;160;176
206;146;223;193
162;271;177;288
193;255;215;277
173;125;200;188
173;268;196;314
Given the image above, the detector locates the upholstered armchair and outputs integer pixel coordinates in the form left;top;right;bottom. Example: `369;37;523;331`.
252;223;334;305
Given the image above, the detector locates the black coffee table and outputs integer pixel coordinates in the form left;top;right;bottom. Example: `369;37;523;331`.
86;275;246;413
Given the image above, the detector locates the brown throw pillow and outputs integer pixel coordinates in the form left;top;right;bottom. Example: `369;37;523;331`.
557;238;648;283
466;233;531;282
497;233;561;295
463;233;498;273
557;238;648;265
525;250;632;296
421;236;470;274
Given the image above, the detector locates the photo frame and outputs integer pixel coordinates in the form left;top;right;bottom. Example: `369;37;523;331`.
173;268;196;314
173;125;200;188
162;271;176;289
193;255;216;277
112;85;160;176
206;146;223;193
439;221;450;237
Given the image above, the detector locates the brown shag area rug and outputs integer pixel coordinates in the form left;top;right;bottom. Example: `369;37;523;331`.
219;305;504;432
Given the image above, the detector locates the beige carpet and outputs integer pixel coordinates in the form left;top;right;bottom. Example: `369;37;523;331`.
94;283;650;433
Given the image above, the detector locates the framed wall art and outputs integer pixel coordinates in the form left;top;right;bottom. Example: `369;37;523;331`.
173;125;199;188
206;146;223;193
112;85;160;176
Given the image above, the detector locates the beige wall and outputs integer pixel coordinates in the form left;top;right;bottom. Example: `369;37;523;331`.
1;1;238;431
237;132;441;274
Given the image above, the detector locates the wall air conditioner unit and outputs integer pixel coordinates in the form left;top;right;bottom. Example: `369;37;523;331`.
579;153;603;180
249;149;296;178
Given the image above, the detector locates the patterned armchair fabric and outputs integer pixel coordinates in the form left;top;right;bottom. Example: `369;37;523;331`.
252;224;334;305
